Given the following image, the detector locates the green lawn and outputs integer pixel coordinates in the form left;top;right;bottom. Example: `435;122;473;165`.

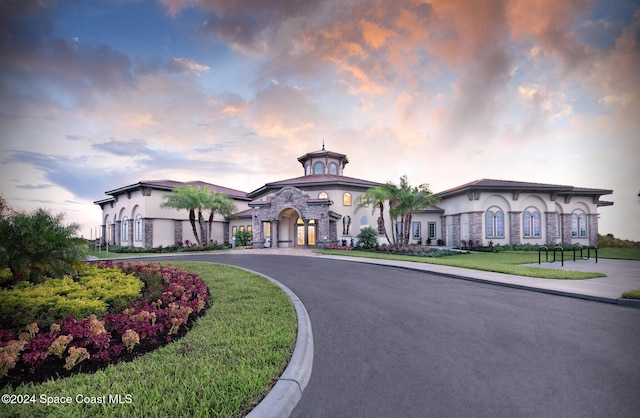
597;247;640;260
315;249;607;279
1;262;297;417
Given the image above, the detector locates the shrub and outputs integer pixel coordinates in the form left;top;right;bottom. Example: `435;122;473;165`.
234;230;253;247
0;208;86;285
355;227;379;250
0;262;210;385
0;266;143;330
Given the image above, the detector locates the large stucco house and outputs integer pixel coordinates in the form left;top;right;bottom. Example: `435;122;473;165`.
94;146;613;249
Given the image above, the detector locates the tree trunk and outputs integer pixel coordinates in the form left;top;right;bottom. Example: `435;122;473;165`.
378;202;392;245
198;210;206;246
189;209;201;246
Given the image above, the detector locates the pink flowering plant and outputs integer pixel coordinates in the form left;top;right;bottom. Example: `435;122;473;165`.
0;262;210;387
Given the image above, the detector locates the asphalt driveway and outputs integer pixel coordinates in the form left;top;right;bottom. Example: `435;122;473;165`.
140;254;640;417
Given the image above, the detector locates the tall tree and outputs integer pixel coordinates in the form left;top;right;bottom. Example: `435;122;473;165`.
204;191;236;244
0;207;85;284
355;186;392;245
161;185;207;246
358;176;439;247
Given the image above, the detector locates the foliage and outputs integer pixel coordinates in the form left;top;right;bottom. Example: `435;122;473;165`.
355;227;380;250
621;289;640;300
356;186;392;245
0;262;296;418
234;230;253;247
356;175;439;247
160;185;235;247
0;265;143;331
0;262;210;384
597;233;640;249
0;207;86;285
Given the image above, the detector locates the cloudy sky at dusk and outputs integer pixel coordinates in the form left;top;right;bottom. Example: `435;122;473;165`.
1;0;638;240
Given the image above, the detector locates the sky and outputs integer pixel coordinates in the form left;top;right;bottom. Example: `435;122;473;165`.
0;0;638;241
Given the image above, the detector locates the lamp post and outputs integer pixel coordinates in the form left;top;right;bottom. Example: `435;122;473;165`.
324;236;327;250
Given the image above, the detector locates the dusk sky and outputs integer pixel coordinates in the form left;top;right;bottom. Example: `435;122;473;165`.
1;0;638;240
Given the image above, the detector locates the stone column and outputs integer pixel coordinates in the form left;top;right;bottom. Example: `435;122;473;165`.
272;220;279;248
115;220;122;245
588;214;599;247
174;220;183;246
144;219;153;248
128;218;134;247
303;219;309;248
451;214;461;247
469;212;483;245
509;211;521;245
440;216;447;245
561;214;573;244
100;224;107;246
545;212;558;245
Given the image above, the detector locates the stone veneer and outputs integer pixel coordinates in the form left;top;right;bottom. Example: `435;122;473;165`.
561;213;573;244
174;220;183;245
509;211;521;245
545;212;558;245
144;219;153;248
588;214;598;246
251;187;333;248
451;214;460;247
469;212;483;243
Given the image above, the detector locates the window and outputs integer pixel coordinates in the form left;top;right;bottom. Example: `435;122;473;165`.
571;211;587;237
263;222;271;238
360;194;368;206
305;163;311;175
360;216;368;229
396;222;404;237
314;162;324;174
343;192;352;206
121;216;129;242
328;163;338;175
135;214;143;241
428;222;436;239
247;225;252;234
486;208;504;238
523;209;541;238
318;191;328;199
232;226;237;236
239;225;245;232
412;222;421;239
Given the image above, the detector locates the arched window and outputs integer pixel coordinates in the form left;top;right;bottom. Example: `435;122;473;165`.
305;163;311;175
318;191;328;199
343;192;352;206
314;162;324;174
571;211;587;237
523;208;541;238
360;216;368;229
135;214;143;241
328;163;338;175
486;208;504;238
121;216;129;242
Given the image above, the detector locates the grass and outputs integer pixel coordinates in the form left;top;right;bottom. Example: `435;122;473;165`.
621;289;640;300
1;262;297;417
597;247;640;260
315;249;606;279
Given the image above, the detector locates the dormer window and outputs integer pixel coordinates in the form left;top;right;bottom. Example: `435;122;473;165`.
328;162;338;175
314;162;324;174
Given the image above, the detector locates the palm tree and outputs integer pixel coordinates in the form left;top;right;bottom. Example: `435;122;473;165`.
392;176;440;246
0;207;85;284
355;186;392;245
358;176;439;247
204;191;236;244
161;185;206;246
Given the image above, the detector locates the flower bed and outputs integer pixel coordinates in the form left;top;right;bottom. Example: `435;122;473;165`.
0;262;210;388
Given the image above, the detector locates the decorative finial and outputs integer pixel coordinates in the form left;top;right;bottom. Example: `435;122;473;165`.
322;137;325;150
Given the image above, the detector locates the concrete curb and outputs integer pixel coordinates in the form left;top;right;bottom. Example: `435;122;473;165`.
235;267;314;418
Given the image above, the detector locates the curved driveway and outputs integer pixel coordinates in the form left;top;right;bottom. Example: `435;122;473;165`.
144;253;640;417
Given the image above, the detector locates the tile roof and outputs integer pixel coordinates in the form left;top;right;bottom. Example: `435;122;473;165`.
435;179;612;197
248;174;381;198
104;179;250;200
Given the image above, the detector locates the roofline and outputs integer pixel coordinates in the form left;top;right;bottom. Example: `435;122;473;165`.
248;177;381;198
435;179;612;198
104;180;251;201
